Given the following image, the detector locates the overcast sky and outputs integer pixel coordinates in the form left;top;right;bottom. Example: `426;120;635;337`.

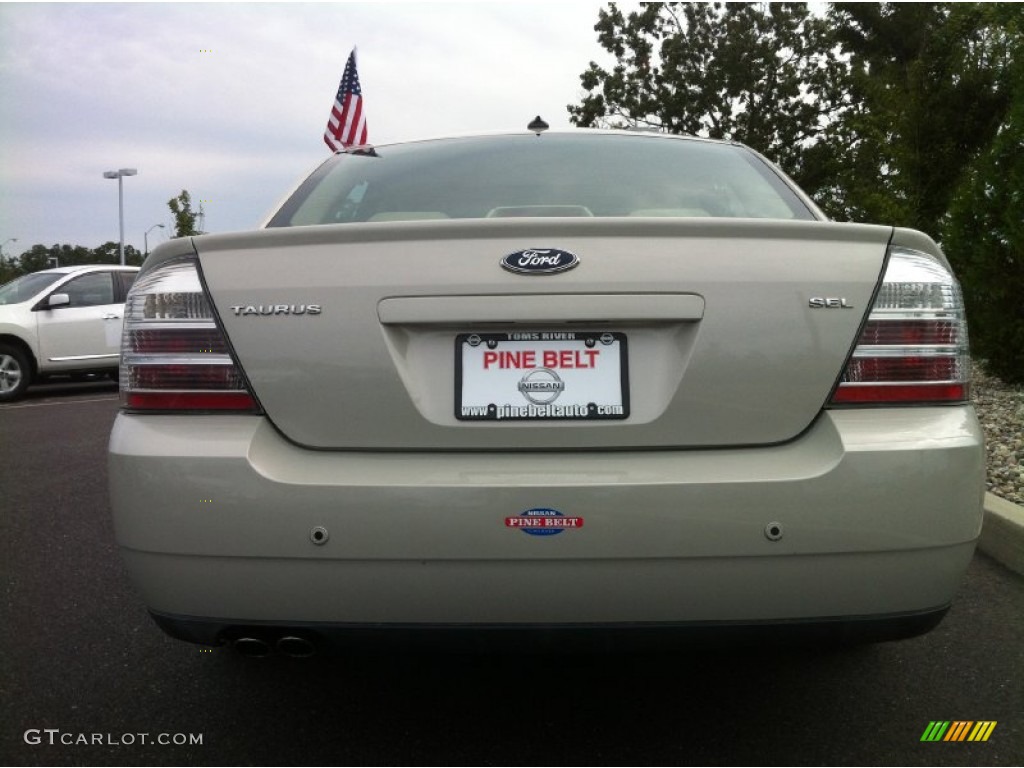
0;1;624;256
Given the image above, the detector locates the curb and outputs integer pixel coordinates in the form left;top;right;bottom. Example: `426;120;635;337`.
978;492;1024;576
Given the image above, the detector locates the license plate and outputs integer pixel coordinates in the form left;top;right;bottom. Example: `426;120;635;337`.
456;331;629;421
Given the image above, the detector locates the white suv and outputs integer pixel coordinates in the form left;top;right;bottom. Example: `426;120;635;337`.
0;264;140;401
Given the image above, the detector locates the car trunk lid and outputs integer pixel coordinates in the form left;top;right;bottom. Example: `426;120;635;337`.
196;217;891;450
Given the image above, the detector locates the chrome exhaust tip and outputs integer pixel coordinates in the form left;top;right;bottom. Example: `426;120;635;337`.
233;637;273;657
276;635;316;658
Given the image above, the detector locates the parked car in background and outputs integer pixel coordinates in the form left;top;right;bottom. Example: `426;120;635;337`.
0;264;139;401
109;129;984;656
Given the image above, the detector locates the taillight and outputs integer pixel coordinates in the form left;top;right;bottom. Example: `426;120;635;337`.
120;258;259;412
830;246;969;406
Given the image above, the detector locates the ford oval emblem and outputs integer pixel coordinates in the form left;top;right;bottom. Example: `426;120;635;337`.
501;248;579;275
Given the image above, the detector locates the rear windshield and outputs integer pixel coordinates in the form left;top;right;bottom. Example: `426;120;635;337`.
267;133;815;227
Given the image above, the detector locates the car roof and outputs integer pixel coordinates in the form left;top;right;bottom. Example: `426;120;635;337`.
34;264;140;276
328;127;737;156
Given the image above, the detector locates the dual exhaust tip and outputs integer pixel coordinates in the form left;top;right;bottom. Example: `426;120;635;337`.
232;635;316;658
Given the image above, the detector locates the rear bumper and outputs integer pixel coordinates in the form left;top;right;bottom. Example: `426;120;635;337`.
150;605;950;651
109;407;985;637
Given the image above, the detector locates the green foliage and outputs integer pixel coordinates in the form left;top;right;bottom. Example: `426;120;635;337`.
17;243;93;272
0;256;20;286
570;2;1018;229
828;3;1017;234
568;3;849;213
168;190;200;237
0;242;143;284
943;47;1024;383
92;241;145;266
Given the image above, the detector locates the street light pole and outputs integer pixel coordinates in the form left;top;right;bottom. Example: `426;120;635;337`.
103;168;138;265
144;223;165;258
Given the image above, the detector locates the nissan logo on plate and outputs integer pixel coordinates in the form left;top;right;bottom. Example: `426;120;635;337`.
501;248;579;275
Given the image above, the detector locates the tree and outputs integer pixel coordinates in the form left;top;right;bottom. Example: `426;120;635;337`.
0;253;20;285
168;190;201;237
828;3;1017;233
92;241;144;266
15;244;93;273
942;12;1024;383
568;3;851;214
570;3;1018;230
0;242;144;282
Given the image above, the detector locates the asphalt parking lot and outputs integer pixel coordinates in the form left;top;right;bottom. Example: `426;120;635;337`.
1;383;1022;766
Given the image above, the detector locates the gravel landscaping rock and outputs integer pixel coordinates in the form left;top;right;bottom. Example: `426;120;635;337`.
972;361;1024;505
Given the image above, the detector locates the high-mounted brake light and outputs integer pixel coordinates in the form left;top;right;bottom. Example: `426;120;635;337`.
120;258;258;412
830;246;969;406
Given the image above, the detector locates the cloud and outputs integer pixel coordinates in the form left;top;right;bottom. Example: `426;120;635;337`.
0;2;614;252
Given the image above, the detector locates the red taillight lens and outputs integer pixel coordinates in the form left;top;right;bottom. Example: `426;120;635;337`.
120;258;258;413
830;247;970;406
124;391;257;411
857;319;961;346
830;383;968;405
126;328;229;355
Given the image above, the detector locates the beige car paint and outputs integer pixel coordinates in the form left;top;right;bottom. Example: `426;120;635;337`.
110;406;983;623
195;217;892;450
108;132;982;640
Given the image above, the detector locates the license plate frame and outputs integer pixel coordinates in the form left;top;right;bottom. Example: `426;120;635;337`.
455;331;629;421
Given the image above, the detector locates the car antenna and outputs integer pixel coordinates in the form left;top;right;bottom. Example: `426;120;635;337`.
528;116;549;135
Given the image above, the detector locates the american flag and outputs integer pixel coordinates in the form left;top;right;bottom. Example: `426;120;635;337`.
324;49;368;151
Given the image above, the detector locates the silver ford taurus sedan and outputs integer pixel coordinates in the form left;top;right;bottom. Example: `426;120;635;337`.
108;130;985;655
